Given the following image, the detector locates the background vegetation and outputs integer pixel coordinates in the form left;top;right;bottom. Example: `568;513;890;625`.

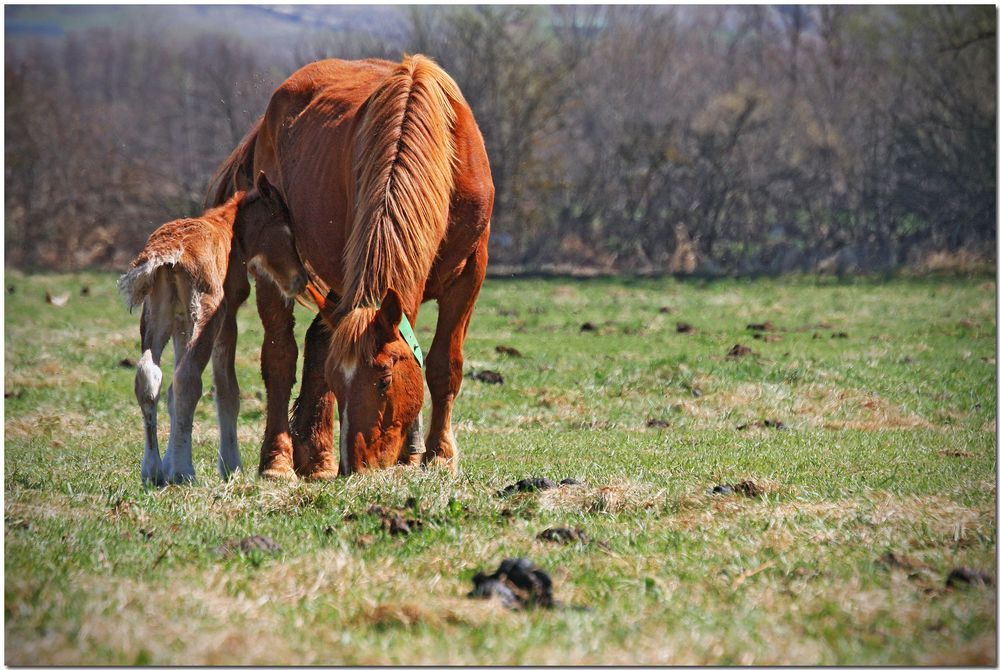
5;5;996;274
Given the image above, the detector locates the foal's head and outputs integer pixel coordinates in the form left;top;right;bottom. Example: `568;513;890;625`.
319;288;424;475
236;173;308;300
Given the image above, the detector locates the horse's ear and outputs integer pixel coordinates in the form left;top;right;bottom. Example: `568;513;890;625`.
254;171;273;199
376;288;404;334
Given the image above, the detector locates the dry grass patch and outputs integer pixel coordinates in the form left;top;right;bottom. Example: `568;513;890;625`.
923;631;997;666
5;573;294;665
538;478;666;514
670;381;935;431
359;597;506;629
663;491;992;555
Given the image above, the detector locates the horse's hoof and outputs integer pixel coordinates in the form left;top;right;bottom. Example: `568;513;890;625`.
304;467;338;482
259;466;297;481
425;455;458;474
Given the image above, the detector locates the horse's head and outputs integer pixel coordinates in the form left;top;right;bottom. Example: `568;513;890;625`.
321;288;425;475
236;172;308;300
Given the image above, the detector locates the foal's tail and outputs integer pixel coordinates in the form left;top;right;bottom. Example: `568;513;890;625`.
206;115;263;207
117;247;182;313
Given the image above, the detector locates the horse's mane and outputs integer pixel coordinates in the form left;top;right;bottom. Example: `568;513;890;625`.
331;55;462;364
206;115;264;208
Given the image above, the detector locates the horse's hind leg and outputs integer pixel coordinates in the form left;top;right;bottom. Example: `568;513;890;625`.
136;282;172;487
212;305;242;479
163;287;224;484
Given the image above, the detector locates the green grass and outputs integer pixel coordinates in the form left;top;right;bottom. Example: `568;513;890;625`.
5;270;996;665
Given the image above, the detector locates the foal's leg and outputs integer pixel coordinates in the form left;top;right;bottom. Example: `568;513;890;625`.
291;314;338;479
135;276;173;487
212;304;242;479
163;288;224;484
255;279;298;479
423;243;488;472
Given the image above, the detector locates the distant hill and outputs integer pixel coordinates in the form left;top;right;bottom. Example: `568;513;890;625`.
5;5;409;56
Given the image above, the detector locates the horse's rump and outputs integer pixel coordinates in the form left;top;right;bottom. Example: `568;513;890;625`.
118;199;239;310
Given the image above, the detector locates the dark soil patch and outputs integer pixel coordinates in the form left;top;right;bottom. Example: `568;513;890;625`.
497;477;583;497
118;358;136;369
746;322;775;331
467;369;504;385
946;567;993;587
495;345;523;358
727;344;752;358
363;504;423;536
676;322;694;334
939;450;972;458
733;480;764;497
497;477;555;497
537;527;589;544
658;306;672;314
830;331;849;339
752;333;784;342
645;418;671;428
579;322;597;332
737;419;785;431
80;286;91;296
879;551;929;577
468;558;556;610
712;480;765;498
5;389;23;400
215;535;280;558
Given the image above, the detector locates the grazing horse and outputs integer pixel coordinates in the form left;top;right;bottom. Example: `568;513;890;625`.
209;55;493;478
119;175;308;485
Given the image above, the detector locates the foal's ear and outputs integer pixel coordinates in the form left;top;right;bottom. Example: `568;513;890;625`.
376;288;404;334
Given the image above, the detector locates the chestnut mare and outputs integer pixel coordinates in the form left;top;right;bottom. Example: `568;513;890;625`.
120;175;308;485
210;55;493;478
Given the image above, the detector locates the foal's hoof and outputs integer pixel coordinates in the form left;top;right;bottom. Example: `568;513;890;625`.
142;473;167;489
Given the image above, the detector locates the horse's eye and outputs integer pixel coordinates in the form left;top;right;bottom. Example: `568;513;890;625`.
376;376;392;394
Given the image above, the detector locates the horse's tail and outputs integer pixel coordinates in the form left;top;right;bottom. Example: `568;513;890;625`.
206;115;264;207
342;54;462;310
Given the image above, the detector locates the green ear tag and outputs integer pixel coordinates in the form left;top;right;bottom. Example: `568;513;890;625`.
398;315;423;368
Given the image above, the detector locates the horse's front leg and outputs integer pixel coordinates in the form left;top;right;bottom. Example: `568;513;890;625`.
291;313;338;479
424;243;488;472
255;279;298;479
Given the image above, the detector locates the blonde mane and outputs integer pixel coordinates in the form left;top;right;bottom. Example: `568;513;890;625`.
331;55;462;364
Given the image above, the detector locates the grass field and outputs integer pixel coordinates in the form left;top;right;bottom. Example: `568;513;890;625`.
4;270;996;665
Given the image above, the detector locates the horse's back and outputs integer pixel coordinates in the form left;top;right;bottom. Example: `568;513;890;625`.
252;56;492;300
